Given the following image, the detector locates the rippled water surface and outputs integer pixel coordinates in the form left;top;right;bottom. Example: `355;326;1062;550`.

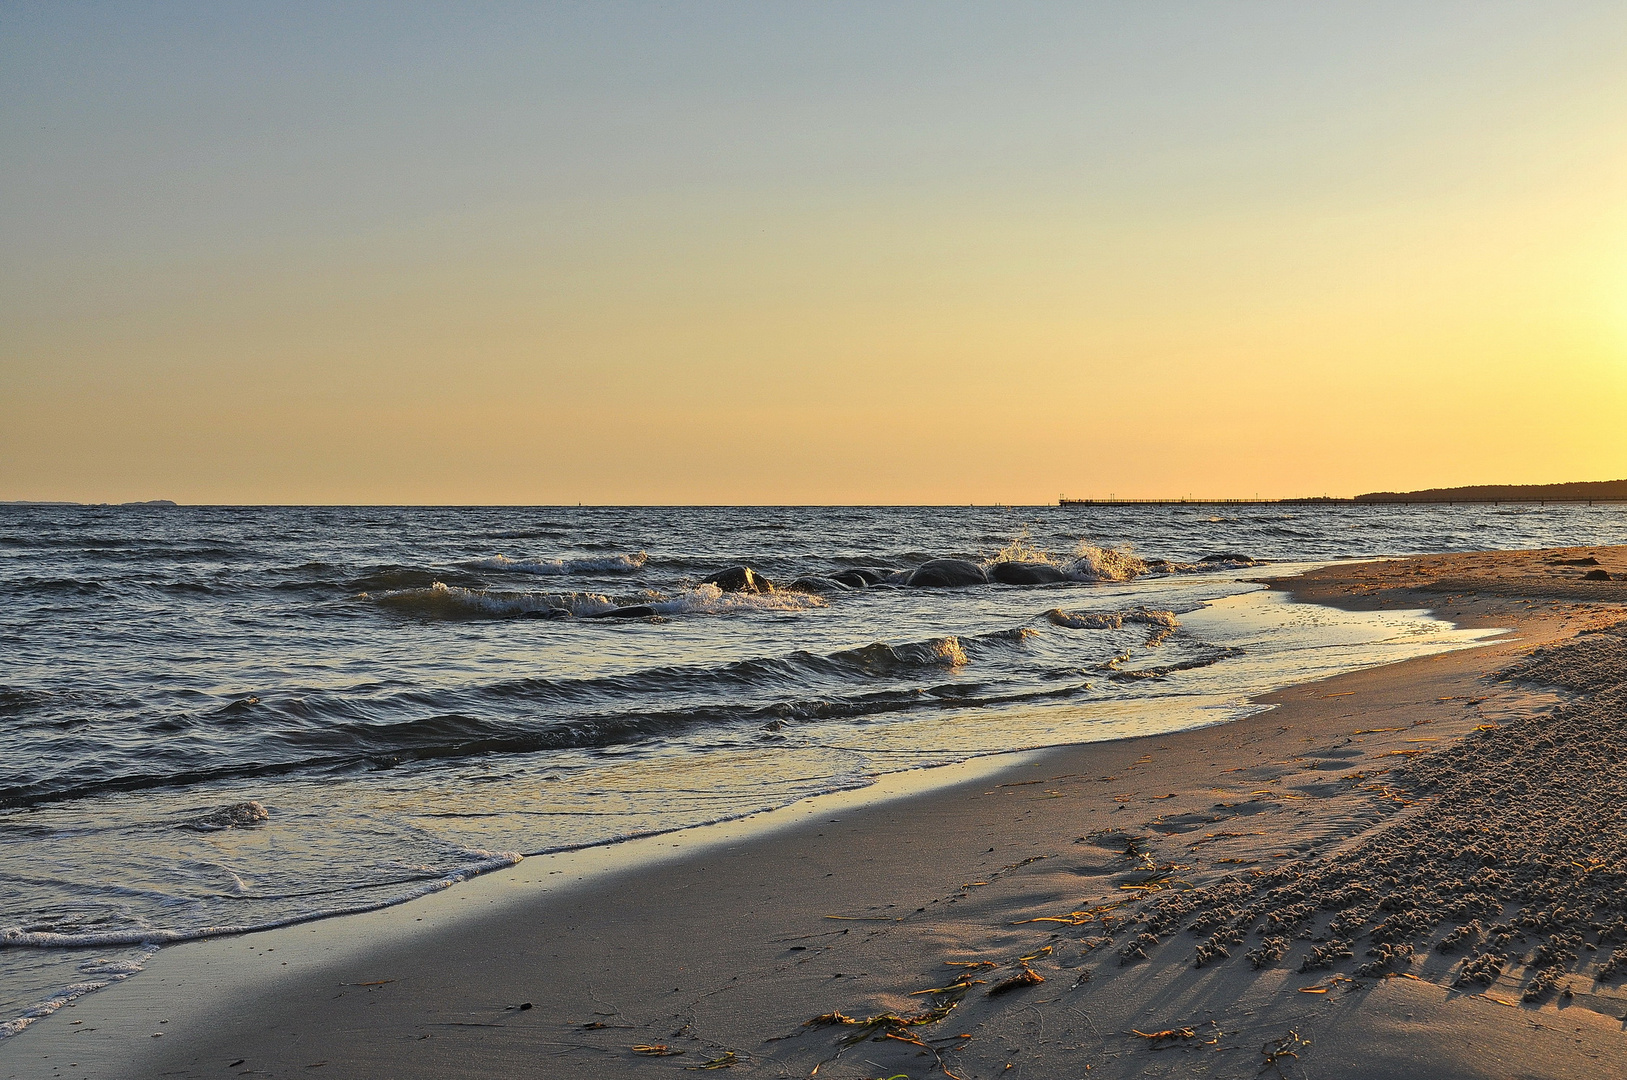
2;502;1624;1034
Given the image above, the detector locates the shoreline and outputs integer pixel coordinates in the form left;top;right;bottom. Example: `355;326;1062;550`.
0;572;1480;1014
4;546;1625;1079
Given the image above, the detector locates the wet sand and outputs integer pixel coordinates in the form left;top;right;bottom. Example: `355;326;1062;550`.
4;546;1625;1080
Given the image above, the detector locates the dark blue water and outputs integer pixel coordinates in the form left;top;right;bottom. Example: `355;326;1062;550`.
1;502;1623;1035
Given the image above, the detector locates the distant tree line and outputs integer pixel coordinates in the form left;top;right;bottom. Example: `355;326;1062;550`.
1354;479;1627;503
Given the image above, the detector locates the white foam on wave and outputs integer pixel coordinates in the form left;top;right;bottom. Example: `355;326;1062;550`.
78;955;151;977
1062;543;1148;582
986;534;1147;583
469;552;648;575
1;981;112;1040
990;534;1056;565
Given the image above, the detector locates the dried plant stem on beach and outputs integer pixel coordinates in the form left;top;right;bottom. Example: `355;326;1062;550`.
684;1051;738;1069
985;964;1045;996
1259;1030;1308;1076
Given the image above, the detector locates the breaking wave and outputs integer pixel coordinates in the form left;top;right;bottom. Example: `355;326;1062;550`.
985;535;1148;583
1063;544;1148;582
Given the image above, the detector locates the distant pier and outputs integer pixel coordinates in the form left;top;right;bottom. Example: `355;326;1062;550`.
1060;497;1343;506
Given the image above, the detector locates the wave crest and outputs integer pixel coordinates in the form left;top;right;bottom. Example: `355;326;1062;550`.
367;583;617;619
832;636;969;675
468;552;648;575
364;581;823;621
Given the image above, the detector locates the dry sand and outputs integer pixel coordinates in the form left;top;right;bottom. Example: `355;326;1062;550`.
4;546;1626;1080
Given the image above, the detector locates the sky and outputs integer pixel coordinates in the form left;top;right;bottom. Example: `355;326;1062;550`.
3;1;1627;505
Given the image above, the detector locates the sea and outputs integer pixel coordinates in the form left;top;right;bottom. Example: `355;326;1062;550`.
2;502;1625;1037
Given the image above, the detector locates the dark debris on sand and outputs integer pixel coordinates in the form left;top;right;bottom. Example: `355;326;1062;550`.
1129;620;1627;1002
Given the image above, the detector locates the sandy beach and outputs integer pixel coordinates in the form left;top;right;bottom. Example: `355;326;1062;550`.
5;546;1626;1080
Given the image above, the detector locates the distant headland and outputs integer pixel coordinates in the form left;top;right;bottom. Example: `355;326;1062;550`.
1061;479;1627;507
